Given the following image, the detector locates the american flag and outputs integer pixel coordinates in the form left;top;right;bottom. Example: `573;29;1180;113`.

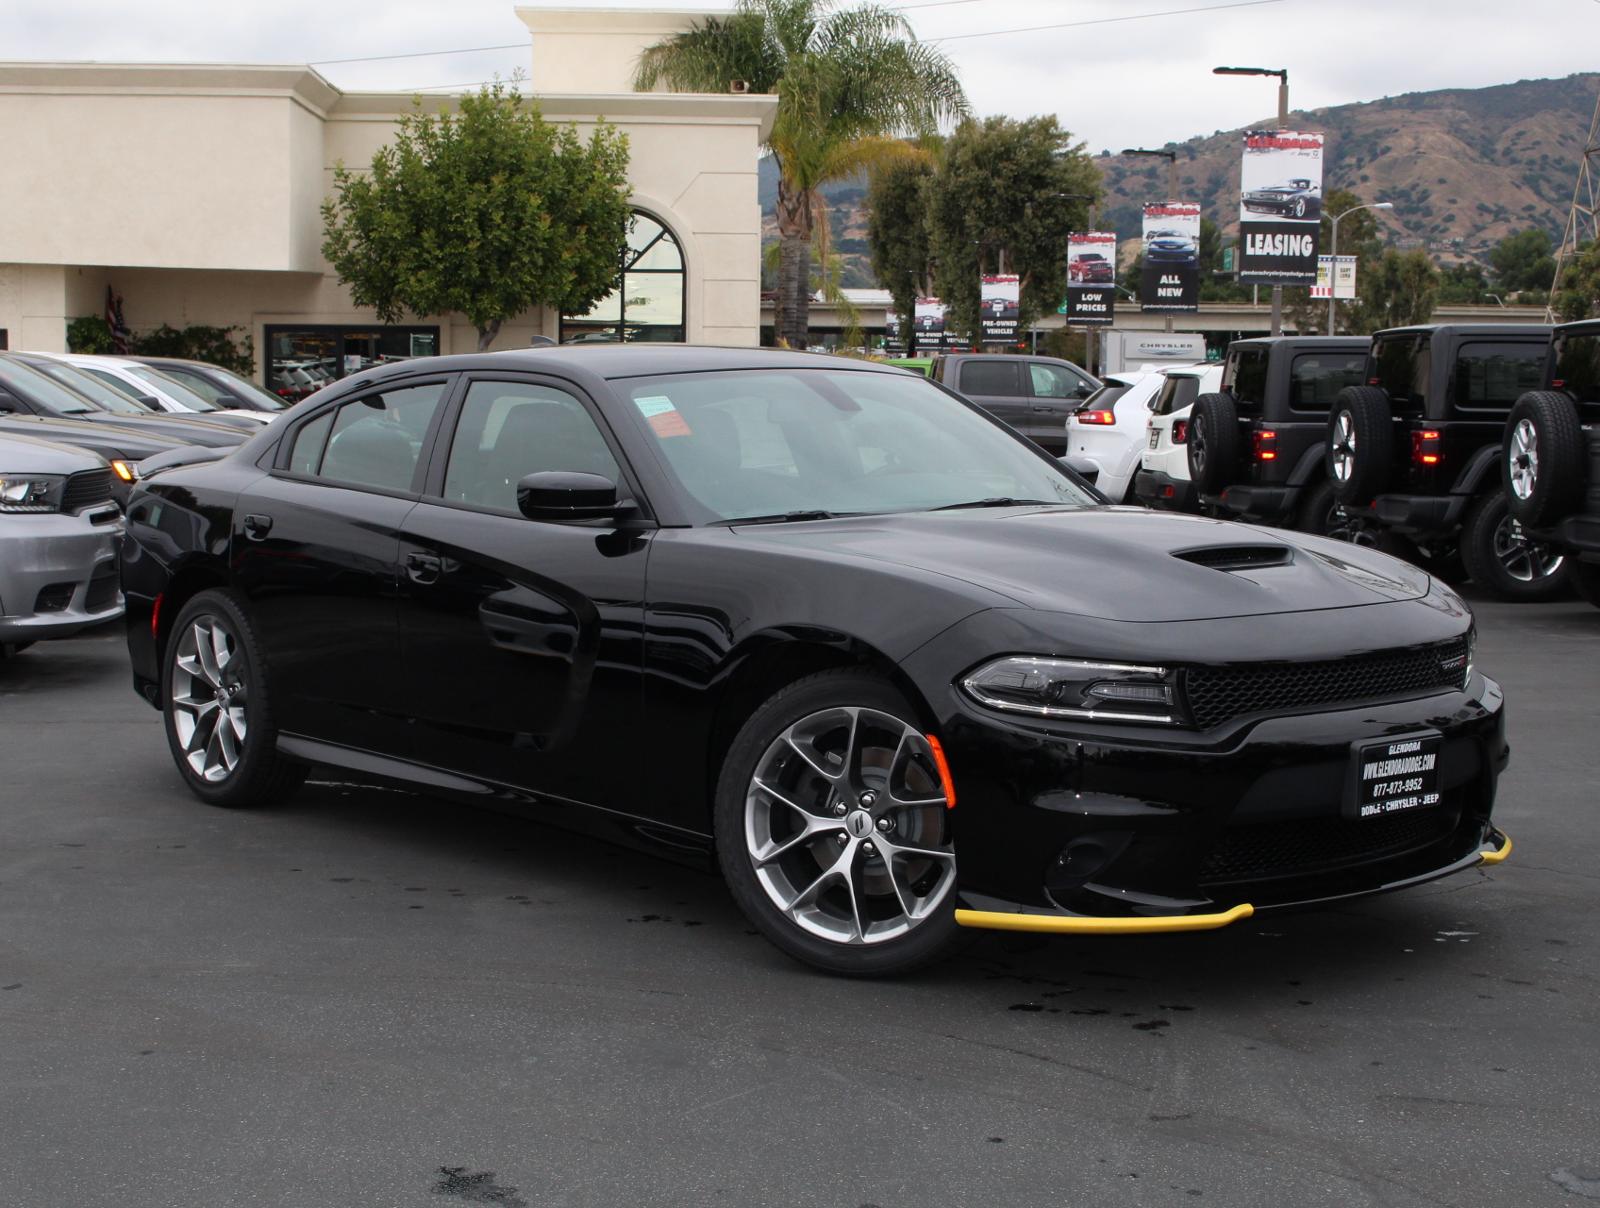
104;286;131;354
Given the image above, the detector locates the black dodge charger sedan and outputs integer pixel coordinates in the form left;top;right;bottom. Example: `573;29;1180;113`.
120;346;1510;975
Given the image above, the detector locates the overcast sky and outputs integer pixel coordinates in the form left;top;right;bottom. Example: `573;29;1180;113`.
9;0;1598;150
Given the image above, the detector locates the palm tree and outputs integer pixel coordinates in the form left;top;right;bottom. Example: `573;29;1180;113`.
635;0;966;348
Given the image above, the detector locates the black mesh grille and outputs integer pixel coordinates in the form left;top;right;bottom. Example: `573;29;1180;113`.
60;469;113;513
1199;808;1458;885
1183;638;1469;730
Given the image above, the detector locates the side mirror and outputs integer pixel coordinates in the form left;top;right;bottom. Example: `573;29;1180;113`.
516;471;631;522
0;392;16;413
213;394;242;407
1075;382;1095;398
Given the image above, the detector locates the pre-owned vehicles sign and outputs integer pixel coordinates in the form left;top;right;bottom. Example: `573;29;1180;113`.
1238;130;1324;285
1065;231;1116;325
1139;202;1200;312
913;297;961;352
980;274;1020;343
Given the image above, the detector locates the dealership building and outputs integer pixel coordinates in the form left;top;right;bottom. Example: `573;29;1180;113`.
0;7;774;391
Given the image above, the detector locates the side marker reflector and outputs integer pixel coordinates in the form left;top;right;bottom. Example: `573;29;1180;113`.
924;734;956;809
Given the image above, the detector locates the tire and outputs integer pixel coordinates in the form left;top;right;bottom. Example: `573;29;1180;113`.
714;669;962;976
1572;561;1600;610
1293;479;1340;536
1458;492;1573;602
1503;390;1585;526
161;589;307;807
1326;386;1394;505
1293;197;1307;219
1187;392;1241;495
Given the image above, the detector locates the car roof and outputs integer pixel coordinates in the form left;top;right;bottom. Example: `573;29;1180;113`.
334;344;911;389
1373;324;1551;340
1228;336;1369;350
1556;319;1600;337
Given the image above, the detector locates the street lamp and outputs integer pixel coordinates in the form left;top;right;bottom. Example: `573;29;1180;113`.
1121;148;1177;201
1214;66;1290;335
1327;201;1392;334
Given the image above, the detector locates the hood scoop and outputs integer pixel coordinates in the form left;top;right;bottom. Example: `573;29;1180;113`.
1173;544;1294;573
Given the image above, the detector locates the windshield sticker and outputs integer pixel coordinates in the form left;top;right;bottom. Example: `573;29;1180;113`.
634;394;692;438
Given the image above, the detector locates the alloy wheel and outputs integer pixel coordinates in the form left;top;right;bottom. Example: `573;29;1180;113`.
1331;411;1357;483
1508;417;1539;502
744;707;955;946
1492;514;1564;583
170;615;249;782
1190;414;1208;475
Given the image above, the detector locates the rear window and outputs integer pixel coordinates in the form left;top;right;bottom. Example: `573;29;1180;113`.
1452;342;1547;413
1288;352;1366;411
1552;332;1600;406
1081;382;1132;414
958;360;1024;397
1151;374;1202;416
1227;349;1269;408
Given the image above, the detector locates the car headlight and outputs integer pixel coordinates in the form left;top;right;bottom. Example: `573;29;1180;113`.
0;473;65;513
110;459;137;483
962;656;1180;724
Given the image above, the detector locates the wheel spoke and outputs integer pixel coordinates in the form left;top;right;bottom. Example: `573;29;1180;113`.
752;815;842;866
784;844;850;913
784;732;842;782
193;622;222;687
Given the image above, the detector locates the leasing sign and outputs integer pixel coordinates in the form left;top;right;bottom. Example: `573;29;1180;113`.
1238;129;1324;285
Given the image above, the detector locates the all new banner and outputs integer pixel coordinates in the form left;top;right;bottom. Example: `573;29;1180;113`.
980;274;1020;343
1066;231;1116;326
1139;203;1200;312
1238;129;1324;285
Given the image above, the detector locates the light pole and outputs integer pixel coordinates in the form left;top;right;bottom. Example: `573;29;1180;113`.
1326;201;1392;334
1214;66;1289;335
1122;149;1179;332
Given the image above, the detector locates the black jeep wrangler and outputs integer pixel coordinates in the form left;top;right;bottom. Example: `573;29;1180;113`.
1501;318;1600;607
1323;323;1565;601
1185;336;1369;534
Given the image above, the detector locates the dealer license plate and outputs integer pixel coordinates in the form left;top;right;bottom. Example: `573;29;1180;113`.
1148;428;1160;449
1350;733;1442;819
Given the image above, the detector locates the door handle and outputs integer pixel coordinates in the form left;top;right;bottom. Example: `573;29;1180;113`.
405;551;442;585
242;513;273;541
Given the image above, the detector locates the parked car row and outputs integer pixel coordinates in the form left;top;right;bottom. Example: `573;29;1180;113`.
0;352;295;659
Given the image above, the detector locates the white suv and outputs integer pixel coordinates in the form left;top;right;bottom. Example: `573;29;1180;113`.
1064;371;1162;503
1134;363;1223;510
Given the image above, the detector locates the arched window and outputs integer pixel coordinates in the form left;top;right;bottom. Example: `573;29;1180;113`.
559;210;685;344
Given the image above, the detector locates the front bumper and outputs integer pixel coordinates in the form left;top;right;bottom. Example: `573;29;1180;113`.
1134;468;1196;510
904;607;1508;926
0;507;124;640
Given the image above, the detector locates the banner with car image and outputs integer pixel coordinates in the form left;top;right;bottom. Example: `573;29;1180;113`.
979;274;1021;343
1238;129;1324;284
1065;231;1117;325
1139;203;1201;312
912;296;955;352
885;308;907;355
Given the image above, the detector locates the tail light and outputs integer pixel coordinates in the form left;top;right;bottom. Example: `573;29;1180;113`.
1252;429;1277;462
1412;429;1442;467
1076;409;1116;425
1171;420;1188;444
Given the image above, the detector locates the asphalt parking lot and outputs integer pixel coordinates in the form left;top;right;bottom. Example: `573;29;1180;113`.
2;593;1597;1208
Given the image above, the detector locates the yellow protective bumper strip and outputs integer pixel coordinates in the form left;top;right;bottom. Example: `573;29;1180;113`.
1478;830;1512;865
954;901;1254;935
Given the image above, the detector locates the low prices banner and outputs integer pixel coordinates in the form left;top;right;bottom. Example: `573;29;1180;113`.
1238;129;1324;285
1139;202;1201;312
1065;231;1116;325
979;274;1020;343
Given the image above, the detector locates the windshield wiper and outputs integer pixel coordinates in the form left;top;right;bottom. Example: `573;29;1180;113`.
930;497;1054;511
723;509;843;525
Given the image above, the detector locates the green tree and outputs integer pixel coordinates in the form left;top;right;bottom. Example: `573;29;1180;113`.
1489;227;1556;296
1285;188;1386;334
927;115;1100;341
1438;261;1489;304
321;83;631;351
864;151;937;333
1553;239;1600;321
1344;248;1440;334
636;0;966;348
1197;217;1249;303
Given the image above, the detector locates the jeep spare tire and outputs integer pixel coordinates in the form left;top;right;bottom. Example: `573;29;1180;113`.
1503;390;1584;527
1327;385;1393;505
1187;392;1240;495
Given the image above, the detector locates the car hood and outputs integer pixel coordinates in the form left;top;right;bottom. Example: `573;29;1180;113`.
732;507;1431;622
80;412;248;448
0;414;184;458
0;430;108;474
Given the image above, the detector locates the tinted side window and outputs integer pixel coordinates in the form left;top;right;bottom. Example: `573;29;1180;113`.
304;382;446;492
1453;342;1549;412
1288;352;1366;411
288;411;334;475
1152;375;1202;416
1553;332;1600;405
442;380;621;513
959;360;1023;397
1372;337;1425;410
1230;350;1269;408
159;366;227;406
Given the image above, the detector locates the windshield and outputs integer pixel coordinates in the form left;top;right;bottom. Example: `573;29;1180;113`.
163;363;287;411
620;368;1096;523
0;356;98;415
129;366;224;412
32;360;151;414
